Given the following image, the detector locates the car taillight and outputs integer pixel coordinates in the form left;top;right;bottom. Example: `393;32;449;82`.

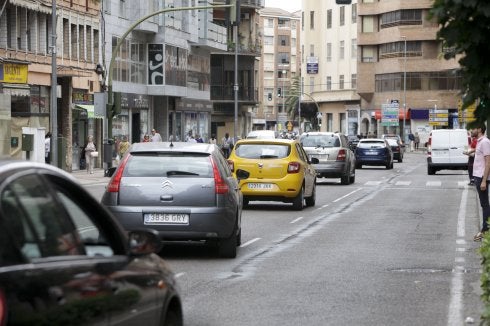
107;154;130;193
427;135;432;156
336;149;346;161
288;162;301;173
0;289;6;326
227;159;234;172
211;158;229;194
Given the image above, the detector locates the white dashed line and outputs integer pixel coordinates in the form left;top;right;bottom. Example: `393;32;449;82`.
290;216;304;224
240;237;261;248
426;181;442;187
365;181;382;186
332;188;362;203
174;272;186;278
395;181;411;186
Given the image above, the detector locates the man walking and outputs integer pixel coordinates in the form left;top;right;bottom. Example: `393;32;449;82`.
472;122;490;241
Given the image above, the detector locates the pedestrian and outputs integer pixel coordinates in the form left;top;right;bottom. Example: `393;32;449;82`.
195;135;203;143
44;132;51;164
472;123;490;241
151;129;162;142
464;130;478;185
142;134;150;142
408;132;415;152
83;135;97;174
414;132;420;151
119;136;130;158
221;132;233;158
209;134;217;145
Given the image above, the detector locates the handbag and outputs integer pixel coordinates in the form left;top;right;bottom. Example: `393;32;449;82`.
90;151;99;158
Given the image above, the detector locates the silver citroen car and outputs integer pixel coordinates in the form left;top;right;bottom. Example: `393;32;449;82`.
101;142;245;258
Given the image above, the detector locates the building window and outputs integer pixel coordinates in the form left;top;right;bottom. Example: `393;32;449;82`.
327;9;332;29
379;41;422;59
278;19;288;27
351;38;357;59
381;9;422;29
267;18;273;28
326;43;332;62
278;35;290;47
374;70;462;92
264;36;274;45
119;0;127;18
327;76;332;90
309;44;314;57
362;46;375;62
302;12;304;31
277;52;290;64
327;113;333;132
309;77;315;93
352;3;357;23
339;40;345;60
362;16;374;33
339;113;346;134
340;6;345;26
351;74;357;89
310;11;314;29
339;75;344;90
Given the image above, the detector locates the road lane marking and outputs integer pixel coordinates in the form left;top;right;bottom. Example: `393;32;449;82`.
447;186;467;326
240;237;261;248
315;204;329;211
458;181;469;188
455;257;465;263
290;216;304;224
332;188;362;203
365;181;382;186
395;181;411;186
426;181;442;187
456;239;466;245
175;272;186;278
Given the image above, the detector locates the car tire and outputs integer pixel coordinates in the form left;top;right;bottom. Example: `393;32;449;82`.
349;173;355;184
398;157;403;163
162;309;183;326
340;174;350;185
237;226;242;246
386;162;391;169
218;224;238;258
305;182;316;207
355;163;362;169
428;166;435;175
292;186;304;211
243;198;249;208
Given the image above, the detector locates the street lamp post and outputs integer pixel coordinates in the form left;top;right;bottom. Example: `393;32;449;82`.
402;35;407;142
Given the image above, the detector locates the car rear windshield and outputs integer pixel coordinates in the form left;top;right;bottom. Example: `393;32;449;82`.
123;153;213;177
386;139;398;146
358;141;386;148
235;144;291;159
300;135;340;147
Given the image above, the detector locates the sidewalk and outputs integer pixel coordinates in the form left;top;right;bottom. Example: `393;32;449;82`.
70;168;109;186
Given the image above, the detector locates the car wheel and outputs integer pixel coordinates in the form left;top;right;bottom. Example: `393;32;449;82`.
218;224;238;258
237;227;242;246
305;182;316;207
428;166;435;175
340;173;349;185
162;308;183;326
243;198;249;208
386;162;391;169
292;186;304;210
355;163;362;169
350;175;355;184
398;157;403;163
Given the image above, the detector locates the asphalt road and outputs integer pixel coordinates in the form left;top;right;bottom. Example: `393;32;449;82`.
85;151;484;325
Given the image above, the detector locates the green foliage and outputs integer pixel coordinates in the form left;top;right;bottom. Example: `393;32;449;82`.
480;232;490;324
285;76;319;128
430;0;490;121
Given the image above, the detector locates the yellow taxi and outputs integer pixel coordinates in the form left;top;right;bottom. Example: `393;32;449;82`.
228;138;318;210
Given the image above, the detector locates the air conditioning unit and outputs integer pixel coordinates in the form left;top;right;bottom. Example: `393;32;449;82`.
241;13;250;20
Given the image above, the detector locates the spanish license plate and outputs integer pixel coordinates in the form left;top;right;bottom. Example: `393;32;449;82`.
248;183;273;190
366;151;378;155
144;213;189;225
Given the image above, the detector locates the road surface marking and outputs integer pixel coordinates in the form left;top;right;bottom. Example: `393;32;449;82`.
290;216;304;224
240;237;261;248
455;257;465;263
365;181;382;186
426;181;441;187
458;181;469;188
395;181;411;186
315;204;329;211
456;239;466;245
332;188;362;203
447;187;467;326
174;272;186;278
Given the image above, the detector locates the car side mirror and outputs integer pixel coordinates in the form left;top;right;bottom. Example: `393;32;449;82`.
236;169;250;181
310;157;320;164
128;229;162;256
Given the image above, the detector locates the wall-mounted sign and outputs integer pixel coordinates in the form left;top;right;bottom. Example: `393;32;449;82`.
306;56;319;74
148;44;164;85
0;63;28;84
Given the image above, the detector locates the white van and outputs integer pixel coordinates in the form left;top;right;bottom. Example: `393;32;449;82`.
427;129;470;175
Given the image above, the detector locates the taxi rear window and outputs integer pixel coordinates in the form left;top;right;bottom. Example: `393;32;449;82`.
235;144;290;159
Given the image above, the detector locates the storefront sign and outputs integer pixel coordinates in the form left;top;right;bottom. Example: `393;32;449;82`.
148;44;164;85
381;103;399;127
0;63;28;84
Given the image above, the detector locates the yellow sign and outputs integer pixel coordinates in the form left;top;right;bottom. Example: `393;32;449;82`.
0;63;28;84
458;100;476;123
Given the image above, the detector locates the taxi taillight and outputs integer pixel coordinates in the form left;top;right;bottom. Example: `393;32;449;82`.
288;162;301;173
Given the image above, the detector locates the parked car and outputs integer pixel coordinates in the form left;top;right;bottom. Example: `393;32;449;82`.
299;132;356;185
227;138;318;210
427;129;470;175
246;130;277;139
355;138;394;169
347;135;360;151
0;161;182;325
381;133;404;145
385;138;404;162
102;142;243;258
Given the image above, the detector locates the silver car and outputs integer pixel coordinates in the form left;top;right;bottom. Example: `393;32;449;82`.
299;132;356;185
102;142;244;258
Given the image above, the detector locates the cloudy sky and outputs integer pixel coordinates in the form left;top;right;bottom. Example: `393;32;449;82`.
264;0;301;12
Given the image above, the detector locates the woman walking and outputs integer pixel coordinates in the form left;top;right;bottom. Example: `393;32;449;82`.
84;135;97;174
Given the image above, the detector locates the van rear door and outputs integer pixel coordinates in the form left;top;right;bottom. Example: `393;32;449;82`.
449;130;469;164
430;131;451;164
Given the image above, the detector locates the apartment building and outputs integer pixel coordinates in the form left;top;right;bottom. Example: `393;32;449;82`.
357;0;461;143
257;7;301;132
301;0;360;135
210;0;263;140
0;0;102;170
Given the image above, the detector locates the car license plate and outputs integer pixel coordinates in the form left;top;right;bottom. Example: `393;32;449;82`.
248;183;273;189
310;154;328;160
366;151;378;155
144;213;189;225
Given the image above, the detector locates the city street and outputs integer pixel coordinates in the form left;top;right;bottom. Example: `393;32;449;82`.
83;151;484;325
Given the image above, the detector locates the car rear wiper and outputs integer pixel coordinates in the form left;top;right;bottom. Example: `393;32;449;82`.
260;155;279;159
166;170;199;176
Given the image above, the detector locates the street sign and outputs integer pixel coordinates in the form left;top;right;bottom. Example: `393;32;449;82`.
429;109;448;126
381;103;399;127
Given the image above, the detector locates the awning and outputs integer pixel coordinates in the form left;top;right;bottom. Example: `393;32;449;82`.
10;0;52;14
374;109;410;120
75;104;104;119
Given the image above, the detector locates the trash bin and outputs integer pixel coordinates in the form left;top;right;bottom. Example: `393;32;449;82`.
103;139;115;177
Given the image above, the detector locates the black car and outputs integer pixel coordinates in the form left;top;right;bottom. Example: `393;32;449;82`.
0;161;182;325
355;138;394;169
385;138;404;162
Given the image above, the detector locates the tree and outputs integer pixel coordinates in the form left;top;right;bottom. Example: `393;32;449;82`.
284;76;319;129
430;1;490;123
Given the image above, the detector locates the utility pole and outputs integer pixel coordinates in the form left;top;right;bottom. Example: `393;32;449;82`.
402;35;407;142
50;0;58;167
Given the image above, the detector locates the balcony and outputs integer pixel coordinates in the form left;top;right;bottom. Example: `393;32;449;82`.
211;85;259;103
198;10;228;51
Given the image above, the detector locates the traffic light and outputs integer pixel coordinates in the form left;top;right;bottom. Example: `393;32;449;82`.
268;93;272;101
226;0;240;26
277;88;282;98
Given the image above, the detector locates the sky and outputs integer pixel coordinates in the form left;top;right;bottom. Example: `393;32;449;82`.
264;0;301;12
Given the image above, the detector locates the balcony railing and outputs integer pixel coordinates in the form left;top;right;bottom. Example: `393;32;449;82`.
211;85;259;102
